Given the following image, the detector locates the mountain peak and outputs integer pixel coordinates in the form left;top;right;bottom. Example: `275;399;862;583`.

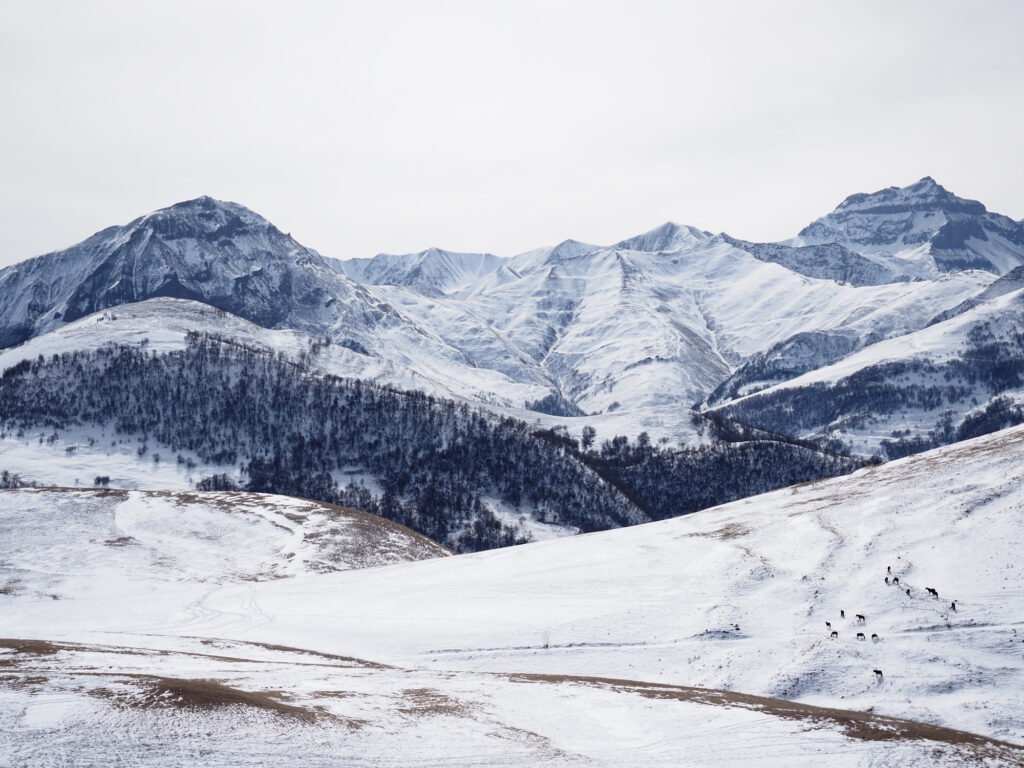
547;239;597;261
131;196;277;242
793;177;1024;275
614;221;709;253
833;177;985;217
157;195;244;215
909;175;939;190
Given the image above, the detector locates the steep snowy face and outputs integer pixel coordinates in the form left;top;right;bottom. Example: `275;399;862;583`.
0;196;395;349
793;177;1024;276
339;247;506;297
719;236;900;286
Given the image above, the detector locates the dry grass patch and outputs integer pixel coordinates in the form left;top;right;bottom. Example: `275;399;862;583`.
0;638;62;656
132;677;318;722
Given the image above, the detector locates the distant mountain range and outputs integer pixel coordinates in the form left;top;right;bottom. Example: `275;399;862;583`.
1;177;1022;454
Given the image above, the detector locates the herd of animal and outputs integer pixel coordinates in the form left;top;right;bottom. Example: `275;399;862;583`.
825;564;955;680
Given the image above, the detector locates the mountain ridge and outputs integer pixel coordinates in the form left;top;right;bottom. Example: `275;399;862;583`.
0;178;1020;449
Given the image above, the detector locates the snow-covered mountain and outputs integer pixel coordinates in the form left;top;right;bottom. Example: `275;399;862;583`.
0;196;375;347
338;247;505;297
792;176;1024;278
0;177;1021;450
0;198;562;414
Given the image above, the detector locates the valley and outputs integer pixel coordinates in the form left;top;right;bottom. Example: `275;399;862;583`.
2;176;1024;764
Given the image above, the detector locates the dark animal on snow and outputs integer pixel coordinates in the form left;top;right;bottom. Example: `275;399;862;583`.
887;566;891;574
906;588;911;596
856;632;865;640
874;669;883;678
840;610;845;618
885;577;889;585
893;577;899;585
830;631;838;638
825;621;831;629
926;587;939;598
950;601;957;611
856;614;865;623
871;633;878;641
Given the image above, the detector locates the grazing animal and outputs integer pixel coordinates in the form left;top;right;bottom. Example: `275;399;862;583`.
951;601;957;611
840;610;845;618
830;631;838;639
856;614;866;623
856;632;865;640
871;633;879;641
893;577;900;585
887;566;891;574
906;588;911;596
874;669;884;678
885;576;889;585
825;621;831;629
926;587;939;598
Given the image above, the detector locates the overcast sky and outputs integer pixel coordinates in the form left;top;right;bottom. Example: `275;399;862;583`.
1;1;1021;267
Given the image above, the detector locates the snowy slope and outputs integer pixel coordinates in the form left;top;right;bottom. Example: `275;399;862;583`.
3;428;1024;764
200;426;1024;742
0;488;447;582
708;286;1024;455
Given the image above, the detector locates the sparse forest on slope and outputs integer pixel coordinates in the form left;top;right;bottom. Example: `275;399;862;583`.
0;335;863;551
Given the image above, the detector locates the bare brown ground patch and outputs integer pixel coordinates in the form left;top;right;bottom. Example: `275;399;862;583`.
508;674;1024;763
128;676;319;722
398;687;471;718
0;638;62;656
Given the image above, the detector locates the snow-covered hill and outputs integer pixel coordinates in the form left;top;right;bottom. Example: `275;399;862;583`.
3;426;1024;765
708;284;1024;456
0;488;447;586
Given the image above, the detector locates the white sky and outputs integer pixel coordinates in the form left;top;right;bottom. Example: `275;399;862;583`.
1;1;1021;266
